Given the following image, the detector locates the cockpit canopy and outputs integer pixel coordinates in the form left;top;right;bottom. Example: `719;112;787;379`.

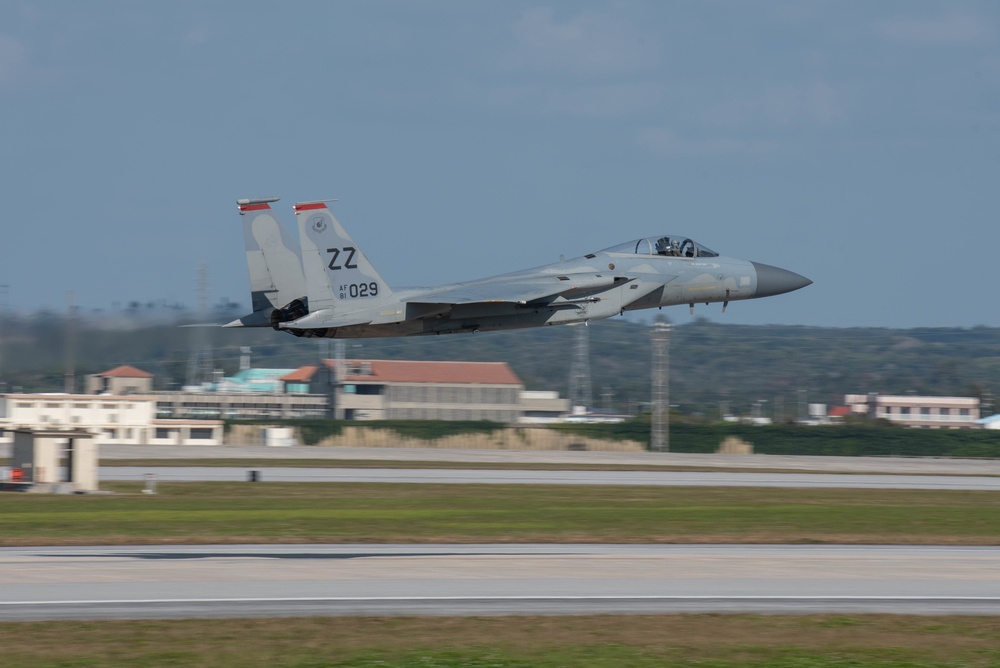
601;236;719;258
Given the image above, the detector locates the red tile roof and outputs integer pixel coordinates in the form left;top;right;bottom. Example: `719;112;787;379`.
98;365;153;378
322;359;522;385
828;406;852;418
279;366;320;382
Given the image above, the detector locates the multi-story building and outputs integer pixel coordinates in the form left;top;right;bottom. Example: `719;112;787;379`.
293;359;529;422
153;359;568;423
84;365;154;395
0;393;223;445
2;361;571;445
845;393;980;429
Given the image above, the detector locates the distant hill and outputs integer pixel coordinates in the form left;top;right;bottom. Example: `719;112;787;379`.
2;311;997;419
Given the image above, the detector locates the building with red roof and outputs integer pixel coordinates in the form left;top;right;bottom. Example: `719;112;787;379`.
151;358;567;423
85;365;154;395
284;359;527;421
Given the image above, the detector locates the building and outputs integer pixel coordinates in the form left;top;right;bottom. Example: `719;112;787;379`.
975;415;1000;430
153;390;328;420
4;359;571;440
84;365;154;395
519;391;573;424
845;393;981;429
153;358;568;423
0;393;223;445
298;359;528;422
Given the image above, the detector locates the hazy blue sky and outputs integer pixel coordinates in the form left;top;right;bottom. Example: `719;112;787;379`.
2;1;997;328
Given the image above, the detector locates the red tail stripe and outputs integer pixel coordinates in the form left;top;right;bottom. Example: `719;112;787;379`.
294;202;327;212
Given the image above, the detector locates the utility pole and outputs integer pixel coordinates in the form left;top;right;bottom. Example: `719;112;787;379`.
651;322;670;452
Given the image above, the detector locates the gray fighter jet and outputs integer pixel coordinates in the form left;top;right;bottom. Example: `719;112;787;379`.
227;197;811;338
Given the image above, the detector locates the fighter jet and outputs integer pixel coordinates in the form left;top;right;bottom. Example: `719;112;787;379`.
227;197;811;338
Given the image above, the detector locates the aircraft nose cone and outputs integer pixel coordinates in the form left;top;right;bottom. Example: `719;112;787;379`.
751;261;812;298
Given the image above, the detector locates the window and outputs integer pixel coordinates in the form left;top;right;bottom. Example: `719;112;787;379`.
190;428;214;440
155;428;172;439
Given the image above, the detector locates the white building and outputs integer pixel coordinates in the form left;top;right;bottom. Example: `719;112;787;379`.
845;393;980;429
0;393;223;445
975;415;1000;430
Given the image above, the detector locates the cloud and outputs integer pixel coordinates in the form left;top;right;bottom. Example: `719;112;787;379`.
704;82;847;127
0;34;28;84
876;12;994;46
504;7;659;76
636;128;777;156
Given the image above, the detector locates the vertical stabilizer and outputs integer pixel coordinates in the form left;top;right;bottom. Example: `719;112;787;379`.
295;200;394;313
225;198;308;328
238;197;306;311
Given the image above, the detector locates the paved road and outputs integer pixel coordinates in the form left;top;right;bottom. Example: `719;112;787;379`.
3;544;999;620
99;466;1000;490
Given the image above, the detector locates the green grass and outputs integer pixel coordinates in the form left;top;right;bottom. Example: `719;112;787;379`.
3;482;1000;545
4;615;1000;667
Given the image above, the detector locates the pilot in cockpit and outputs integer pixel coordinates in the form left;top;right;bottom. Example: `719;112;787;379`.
655;236;679;256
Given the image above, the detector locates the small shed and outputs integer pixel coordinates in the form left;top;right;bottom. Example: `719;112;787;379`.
9;428;98;492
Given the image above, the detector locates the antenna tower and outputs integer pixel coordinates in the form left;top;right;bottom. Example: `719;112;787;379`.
185;264;215;388
0;284;7;390
64;291;77;393
567;324;593;412
651;322;670;452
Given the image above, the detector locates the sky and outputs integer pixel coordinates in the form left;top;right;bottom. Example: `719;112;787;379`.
1;1;997;329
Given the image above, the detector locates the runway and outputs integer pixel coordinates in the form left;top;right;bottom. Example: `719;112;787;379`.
99;466;1000;490
96;444;1000;476
3;544;1000;620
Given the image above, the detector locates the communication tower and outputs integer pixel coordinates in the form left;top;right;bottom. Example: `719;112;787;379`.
651;322;670;452
185;264;215;388
64;291;77;394
567;324;593;412
0;284;7;390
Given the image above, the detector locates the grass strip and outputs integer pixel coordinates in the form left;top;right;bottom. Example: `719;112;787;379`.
2;482;1000;546
3;614;1000;667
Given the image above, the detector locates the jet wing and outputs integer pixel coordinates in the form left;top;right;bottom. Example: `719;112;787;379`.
408;274;633;308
